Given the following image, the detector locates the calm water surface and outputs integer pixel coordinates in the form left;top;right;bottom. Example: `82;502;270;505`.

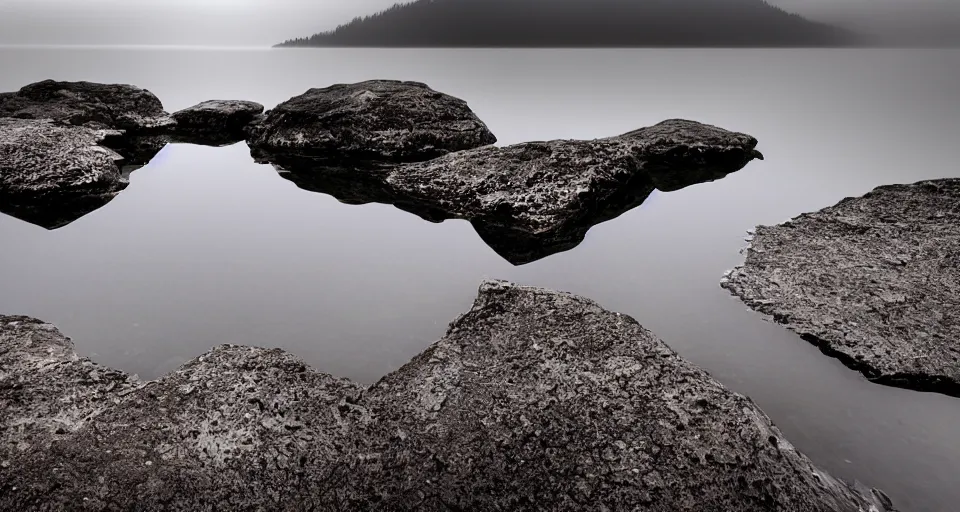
1;47;958;511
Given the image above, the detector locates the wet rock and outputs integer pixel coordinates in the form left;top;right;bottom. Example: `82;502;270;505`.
0;79;173;133
246;80;497;160
261;119;762;264
0;118;136;229
1;282;894;511
171;100;265;146
722;179;960;397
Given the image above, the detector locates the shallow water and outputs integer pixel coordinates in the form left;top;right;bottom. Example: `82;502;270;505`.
1;47;959;511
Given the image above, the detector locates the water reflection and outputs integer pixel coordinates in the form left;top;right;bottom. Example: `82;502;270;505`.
256;123;762;265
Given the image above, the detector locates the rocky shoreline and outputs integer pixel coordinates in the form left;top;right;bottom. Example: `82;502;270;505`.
0;79;761;265
722;179;960;397
1;281;895;511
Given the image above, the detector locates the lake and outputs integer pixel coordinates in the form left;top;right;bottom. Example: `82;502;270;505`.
1;46;958;511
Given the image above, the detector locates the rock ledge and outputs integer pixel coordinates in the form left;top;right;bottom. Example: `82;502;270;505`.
722;179;960;397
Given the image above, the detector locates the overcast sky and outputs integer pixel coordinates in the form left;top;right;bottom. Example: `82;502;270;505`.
1;0;958;46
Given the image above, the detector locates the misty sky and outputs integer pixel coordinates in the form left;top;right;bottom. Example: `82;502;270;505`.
0;0;958;46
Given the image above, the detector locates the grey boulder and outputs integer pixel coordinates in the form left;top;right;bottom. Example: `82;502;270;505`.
722;179;960;397
171;100;265;146
247;80;497;161
0;118;132;229
0;79;173;133
386;119;763;263
1;281;894;511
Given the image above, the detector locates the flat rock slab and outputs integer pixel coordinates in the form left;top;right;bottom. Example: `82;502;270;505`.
0;79;173;132
0;118;130;229
722;179;960;396
171;100;265;146
1;282;893;511
246;80;497;160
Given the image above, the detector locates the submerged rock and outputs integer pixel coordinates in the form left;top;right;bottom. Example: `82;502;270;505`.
722;179;960;397
0;79;173;133
0;118;134;229
246;80;497;160
1;281;894;511
261;119;763;264
171;100;265;146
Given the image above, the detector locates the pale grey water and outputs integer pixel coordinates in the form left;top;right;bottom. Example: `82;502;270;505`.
1;47;959;511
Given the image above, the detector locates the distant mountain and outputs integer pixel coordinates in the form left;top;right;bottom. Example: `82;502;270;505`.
277;0;859;48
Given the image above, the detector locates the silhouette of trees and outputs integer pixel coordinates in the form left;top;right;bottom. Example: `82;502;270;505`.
277;0;857;47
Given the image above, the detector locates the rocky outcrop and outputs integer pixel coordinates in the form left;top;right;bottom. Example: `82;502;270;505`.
722;179;960;397
171;100;265;146
0;316;141;462
0;118;137;229
0;80;173;133
1;281;894;511
261;119;763;264
246;80;497;160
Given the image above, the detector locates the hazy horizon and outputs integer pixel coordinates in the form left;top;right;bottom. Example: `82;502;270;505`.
0;0;958;47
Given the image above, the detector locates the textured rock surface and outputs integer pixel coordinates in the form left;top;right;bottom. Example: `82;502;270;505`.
171;100;265;146
246;80;497;160
261;119;762;264
1;282;894;511
0;79;173;132
722;179;960;396
0;316;141;465
0;118;131;229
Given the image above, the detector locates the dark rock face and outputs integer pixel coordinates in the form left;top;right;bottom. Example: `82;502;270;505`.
261;119;763;264
171;100;265;146
246;80;497;160
1;282;895;511
0;80;173;133
722;179;960;397
0;118;135;229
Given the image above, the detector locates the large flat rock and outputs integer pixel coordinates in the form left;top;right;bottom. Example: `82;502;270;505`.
1;282;893;511
722;179;960;396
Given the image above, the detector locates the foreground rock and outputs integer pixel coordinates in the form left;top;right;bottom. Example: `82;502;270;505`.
0;316;141;461
171;100;265;146
1;281;894;511
722;179;960;397
0;79;173;132
263;119;763;264
247;80;497;160
0;119;135;229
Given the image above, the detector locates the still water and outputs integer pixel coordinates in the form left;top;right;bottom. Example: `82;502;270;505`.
1;47;958;511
